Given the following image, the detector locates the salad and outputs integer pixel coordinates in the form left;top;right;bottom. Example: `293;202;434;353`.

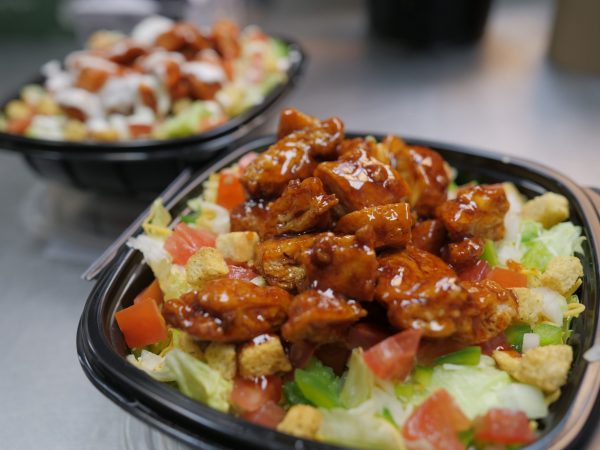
118;108;585;450
0;16;291;142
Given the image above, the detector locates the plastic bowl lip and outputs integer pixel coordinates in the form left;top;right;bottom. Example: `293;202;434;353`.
78;133;600;450
0;36;306;158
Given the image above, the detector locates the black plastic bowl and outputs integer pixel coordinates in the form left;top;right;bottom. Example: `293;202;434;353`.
77;134;600;450
0;39;305;197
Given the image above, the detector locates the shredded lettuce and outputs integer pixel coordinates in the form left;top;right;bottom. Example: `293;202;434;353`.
154;101;213;139
291;358;342;409
127;349;176;382
340;349;374;408
142;198;172;238
187;198;230;235
164;349;232;412
126;234;193;300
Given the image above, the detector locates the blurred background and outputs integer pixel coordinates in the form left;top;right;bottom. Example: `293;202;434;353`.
0;1;599;449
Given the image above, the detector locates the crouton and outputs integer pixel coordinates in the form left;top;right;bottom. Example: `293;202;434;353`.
512;287;545;325
216;231;260;264
204;342;237;379
277;405;322;439
522;192;569;228
493;345;572;393
185;247;229;287
238;334;292;378
540;256;583;296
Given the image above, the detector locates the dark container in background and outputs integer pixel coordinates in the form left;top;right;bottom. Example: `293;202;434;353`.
367;0;492;47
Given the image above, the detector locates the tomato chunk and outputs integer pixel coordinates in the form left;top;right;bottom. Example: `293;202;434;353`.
486;267;528;289
164;223;216;265
363;329;422;380
241;400;286;429
133;279;163;306
403;389;470;450
216;170;247;211
227;264;259;281
458;260;490;282
115;297;168;348
474;408;535;445
230;375;283;413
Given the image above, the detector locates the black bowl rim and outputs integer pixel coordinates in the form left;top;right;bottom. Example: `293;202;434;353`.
77;134;600;450
0;36;305;160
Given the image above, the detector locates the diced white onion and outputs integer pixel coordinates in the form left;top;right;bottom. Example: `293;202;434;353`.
533;287;568;325
522;333;540;352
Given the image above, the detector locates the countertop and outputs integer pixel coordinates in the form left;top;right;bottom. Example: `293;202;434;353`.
1;1;599;449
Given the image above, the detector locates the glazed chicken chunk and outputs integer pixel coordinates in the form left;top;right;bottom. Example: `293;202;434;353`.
375;246;469;337
411;219;447;255
443;237;485;271
437;184;509;241
230;199;269;237
335;203;412;249
162;278;291;342
241;117;344;198
454;280;517;344
393;144;450;217
282;289;366;344
277;108;321;139
255;234;318;291
299;233;378;301
264;177;339;237
314;148;410;212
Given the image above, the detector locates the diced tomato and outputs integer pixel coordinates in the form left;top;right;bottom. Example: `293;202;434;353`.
474;408;535;445
128;123;152;138
458;260;490;282
403;389;470;450
133;279;163;306
289;341;317;369
115;297;168;348
363;328;422;380
486;267;528;289
227;264;259;281
417;339;465;365
480;333;513;356
164;223;216;265
241;400;286;429
230;375;283;413
346;322;391;351
238;152;259;173
216;170;247;211
7;117;32;134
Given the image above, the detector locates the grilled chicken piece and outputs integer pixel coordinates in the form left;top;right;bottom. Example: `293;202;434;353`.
443;237;485;271
241;117;344;198
155;22;213;58
212;19;240;60
255;234;318;291
411;219;447;255
299;233;378;301
454;280;517;344
315;148;410;212
375;246;468;337
106;39;147;65
437;184;509;241
277;108;321;139
265;177;338;237
393;145;450;217
231;199;270;237
282;289;366;344
163;279;291;342
335;203;412;249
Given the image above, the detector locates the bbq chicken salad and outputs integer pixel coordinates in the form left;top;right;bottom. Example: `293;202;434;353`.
1;16;292;142
117;108;585;450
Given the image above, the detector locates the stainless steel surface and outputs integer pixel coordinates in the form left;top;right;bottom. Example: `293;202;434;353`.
1;0;600;449
82;168;193;281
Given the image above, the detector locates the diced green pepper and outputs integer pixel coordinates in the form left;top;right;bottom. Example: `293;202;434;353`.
394;383;415;401
180;211;199;224
533;323;563;346
481;239;499;267
434;346;481;366
505;323;532;352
